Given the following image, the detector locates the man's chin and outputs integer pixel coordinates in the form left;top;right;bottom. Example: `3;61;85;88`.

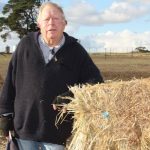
47;35;56;40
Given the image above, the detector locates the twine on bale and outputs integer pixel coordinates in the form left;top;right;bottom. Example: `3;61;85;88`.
57;78;150;150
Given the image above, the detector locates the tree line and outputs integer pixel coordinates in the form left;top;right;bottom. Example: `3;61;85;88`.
0;0;50;42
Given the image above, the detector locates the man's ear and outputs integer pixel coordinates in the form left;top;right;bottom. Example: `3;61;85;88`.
37;22;41;28
37;19;41;28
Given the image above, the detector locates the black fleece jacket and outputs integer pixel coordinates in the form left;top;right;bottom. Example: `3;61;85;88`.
0;32;104;145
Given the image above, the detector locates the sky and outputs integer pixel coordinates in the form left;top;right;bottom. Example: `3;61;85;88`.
1;0;150;53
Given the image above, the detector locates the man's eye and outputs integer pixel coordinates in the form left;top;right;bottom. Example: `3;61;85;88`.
44;19;49;21
42;17;60;22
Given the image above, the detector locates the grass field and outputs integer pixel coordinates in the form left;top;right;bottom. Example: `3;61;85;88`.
0;52;150;86
0;54;11;89
0;52;150;149
91;53;150;81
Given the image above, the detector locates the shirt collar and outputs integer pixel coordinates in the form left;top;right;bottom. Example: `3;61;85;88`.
39;34;65;50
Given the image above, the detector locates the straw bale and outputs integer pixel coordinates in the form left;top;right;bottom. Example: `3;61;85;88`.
58;78;150;150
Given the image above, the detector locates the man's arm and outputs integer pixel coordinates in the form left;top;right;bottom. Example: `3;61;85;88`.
78;51;104;84
0;53;17;137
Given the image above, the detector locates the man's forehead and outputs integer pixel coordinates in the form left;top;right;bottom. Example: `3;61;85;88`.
41;11;62;19
42;6;61;15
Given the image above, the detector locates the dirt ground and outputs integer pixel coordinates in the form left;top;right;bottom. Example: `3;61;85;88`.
91;53;150;81
0;137;6;150
0;53;150;149
0;53;150;82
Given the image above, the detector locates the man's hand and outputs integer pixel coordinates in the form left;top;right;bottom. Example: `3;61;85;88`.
52;91;73;114
52;104;67;113
0;116;13;139
52;91;73;105
52;104;57;110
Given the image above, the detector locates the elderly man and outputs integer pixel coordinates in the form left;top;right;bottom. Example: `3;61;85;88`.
0;2;104;150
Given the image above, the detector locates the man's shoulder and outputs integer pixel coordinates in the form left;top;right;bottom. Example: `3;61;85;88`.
26;31;39;40
17;31;39;47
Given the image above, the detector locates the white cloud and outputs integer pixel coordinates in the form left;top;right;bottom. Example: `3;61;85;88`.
126;0;150;4
65;1;101;25
1;30;150;53
65;22;80;35
65;1;150;25
80;30;150;53
101;2;149;23
64;1;150;53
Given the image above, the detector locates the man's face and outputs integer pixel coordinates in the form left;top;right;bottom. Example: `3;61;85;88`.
38;5;66;43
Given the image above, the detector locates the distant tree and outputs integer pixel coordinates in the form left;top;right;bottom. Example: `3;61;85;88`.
0;0;50;42
135;46;150;53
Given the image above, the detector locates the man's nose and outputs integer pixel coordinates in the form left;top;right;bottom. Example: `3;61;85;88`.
48;18;54;24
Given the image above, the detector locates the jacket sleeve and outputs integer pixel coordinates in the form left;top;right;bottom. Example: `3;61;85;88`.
52;90;73;105
79;51;104;84
0;53;17;115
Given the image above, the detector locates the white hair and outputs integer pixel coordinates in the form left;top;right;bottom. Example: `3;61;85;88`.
37;2;66;23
